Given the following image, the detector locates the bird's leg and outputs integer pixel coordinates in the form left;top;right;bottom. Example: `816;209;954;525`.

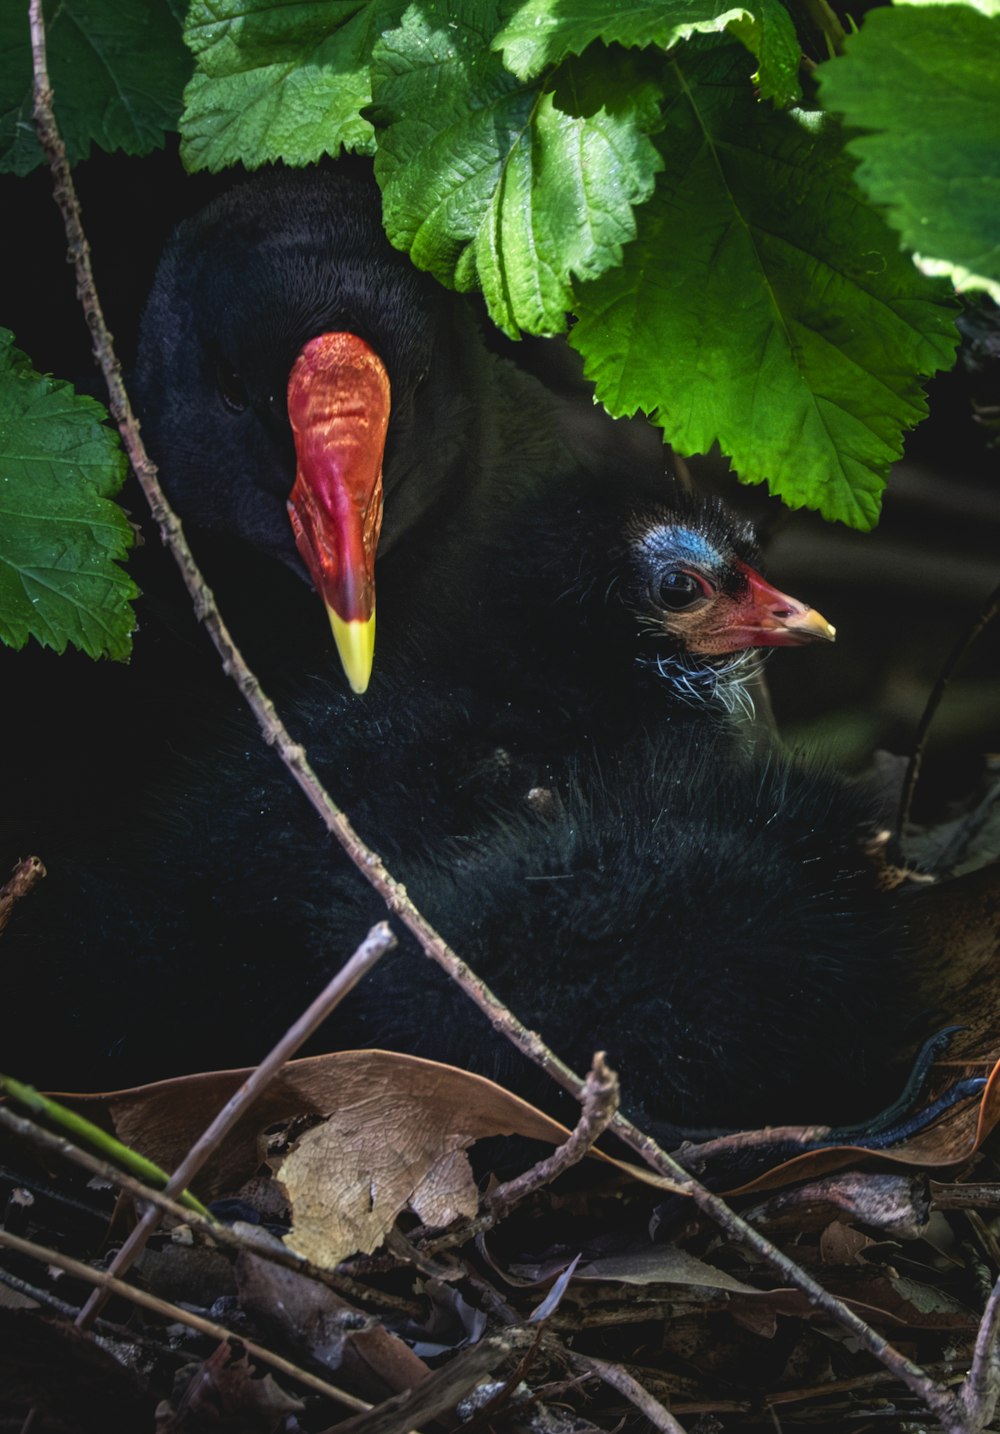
827;1026;987;1149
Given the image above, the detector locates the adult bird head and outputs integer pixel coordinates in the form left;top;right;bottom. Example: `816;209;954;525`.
135;164;472;694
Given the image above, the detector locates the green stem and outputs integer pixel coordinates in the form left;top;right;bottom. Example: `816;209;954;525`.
0;1075;211;1218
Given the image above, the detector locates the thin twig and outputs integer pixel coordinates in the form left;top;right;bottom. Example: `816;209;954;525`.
569;1353;687;1434
898;579;1000;837
73;922;396;1328
417;1052;620;1255
489;1051;619;1216
674;1122;832;1166
961;1276;1000;1429
0;857;45;936
0;1229;372;1413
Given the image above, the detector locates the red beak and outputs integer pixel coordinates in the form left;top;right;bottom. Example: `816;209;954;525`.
286;333;390;693
720;561;836;651
685;560;836;655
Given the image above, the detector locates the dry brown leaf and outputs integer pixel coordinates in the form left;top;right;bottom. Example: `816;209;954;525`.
156;1344;303;1433
278;1072;485;1263
235;1246;432;1403
744;1173;930;1241
818;1220;879;1266
832;1272;980;1331
409;1148;480;1228
59;1050;574;1201
47;1038;1000;1218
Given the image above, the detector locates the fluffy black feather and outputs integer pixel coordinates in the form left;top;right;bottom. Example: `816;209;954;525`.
2;723;907;1138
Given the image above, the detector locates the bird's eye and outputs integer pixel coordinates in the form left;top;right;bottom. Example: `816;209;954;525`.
655;570;710;610
216;364;250;414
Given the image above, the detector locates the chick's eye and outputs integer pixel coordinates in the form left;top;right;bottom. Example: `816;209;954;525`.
656;570;710;610
216;364;249;414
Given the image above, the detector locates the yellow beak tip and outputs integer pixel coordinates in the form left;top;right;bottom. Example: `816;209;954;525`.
327;608;376;695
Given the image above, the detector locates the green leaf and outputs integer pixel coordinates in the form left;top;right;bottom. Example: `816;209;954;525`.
570;48;959;530
0;332;137;660
371;0;663;336
180;0;401;170
0;1076;210;1218
818;1;1000;304
0;0;191;176
728;0;801;105
496;0;802;105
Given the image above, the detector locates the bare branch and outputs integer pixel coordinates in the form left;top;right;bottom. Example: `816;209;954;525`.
961;1276;1000;1430
488;1052;619;1216
570;1353;688;1434
0;857;45;936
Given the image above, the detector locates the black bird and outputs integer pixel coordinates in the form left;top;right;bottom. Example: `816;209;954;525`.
1;160;681;909
130;161;833;819
133;161;665;693
3;479;844;1100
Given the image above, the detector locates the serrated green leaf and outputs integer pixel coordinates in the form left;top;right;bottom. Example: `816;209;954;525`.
570;48;958;530
371;0;662;336
496;0;801;105
0;332;137;660
180;0;402;170
0;0;191;176
728;0;801;104
819;2;1000;304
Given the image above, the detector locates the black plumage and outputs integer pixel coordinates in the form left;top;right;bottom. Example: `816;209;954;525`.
2;163;881;1139
295;730;909;1138
3;720;907;1138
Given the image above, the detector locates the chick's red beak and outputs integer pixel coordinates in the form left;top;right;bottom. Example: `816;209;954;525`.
287;333;390;694
686;560;836;654
727;561;836;650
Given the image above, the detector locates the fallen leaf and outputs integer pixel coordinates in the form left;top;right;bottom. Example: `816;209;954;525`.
573;1247;757;1294
404;1278;488;1357
60;1050;574;1201
819;1220;878;1266
156;1344;302;1433
278;1067;487;1263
